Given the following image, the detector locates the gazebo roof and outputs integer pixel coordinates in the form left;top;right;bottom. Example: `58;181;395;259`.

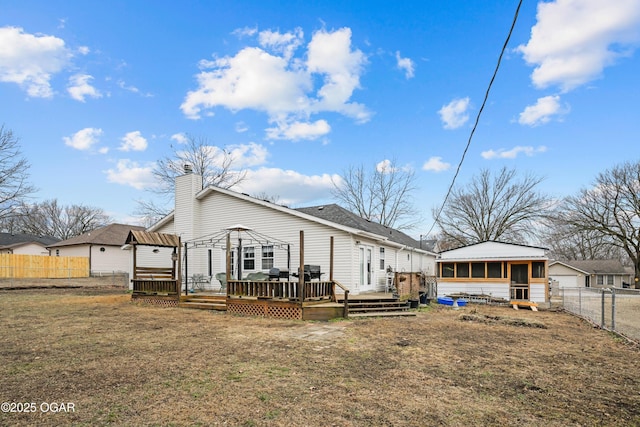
125;230;181;247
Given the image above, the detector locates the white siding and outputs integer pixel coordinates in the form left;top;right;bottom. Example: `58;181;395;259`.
440;241;546;261
530;284;546;303
10;243;49;255
437;281;509;301
52;245;89;257
90;245;130;274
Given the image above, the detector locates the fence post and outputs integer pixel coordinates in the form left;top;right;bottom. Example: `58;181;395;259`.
611;287;616;331
578;287;582;316
601;289;605;328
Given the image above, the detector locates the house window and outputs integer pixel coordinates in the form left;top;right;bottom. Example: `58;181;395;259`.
261;245;274;270
607;275;614;286
55;249;60;256
379;248;385;270
597;275;604;286
532;262;545;278
471;262;485;278
243;247;255;270
487;262;502;278
208;249;212;276
441;263;455;278
456;263;469;278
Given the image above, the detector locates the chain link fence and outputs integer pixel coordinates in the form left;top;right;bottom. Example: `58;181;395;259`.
560;287;640;343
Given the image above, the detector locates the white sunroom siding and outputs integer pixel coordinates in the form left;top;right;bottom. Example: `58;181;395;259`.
437;281;509;301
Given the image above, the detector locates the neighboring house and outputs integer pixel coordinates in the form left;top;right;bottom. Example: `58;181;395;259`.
0;233;59;255
146;170;436;295
548;259;633;289
48;223;145;277
436;241;549;303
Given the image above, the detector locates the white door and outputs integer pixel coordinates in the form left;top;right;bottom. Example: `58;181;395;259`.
359;246;374;291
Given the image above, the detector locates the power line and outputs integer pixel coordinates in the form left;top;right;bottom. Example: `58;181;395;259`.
425;0;524;239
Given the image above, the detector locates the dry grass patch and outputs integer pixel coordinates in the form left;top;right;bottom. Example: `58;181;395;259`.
0;288;639;426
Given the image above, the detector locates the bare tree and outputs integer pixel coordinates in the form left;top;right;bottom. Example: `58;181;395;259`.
434;167;552;247
136;135;247;222
540;216;627;261
0;125;36;224
562;160;640;285
14;199;111;240
331;160;420;230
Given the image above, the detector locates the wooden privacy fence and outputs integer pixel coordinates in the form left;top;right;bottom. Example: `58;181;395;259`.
0;254;89;279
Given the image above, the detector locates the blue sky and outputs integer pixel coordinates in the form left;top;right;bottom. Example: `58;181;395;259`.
1;0;639;238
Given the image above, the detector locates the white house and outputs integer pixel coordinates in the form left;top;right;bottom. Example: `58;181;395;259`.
146;170;436;295
548;259;633;289
48;223;145;277
436;241;549;303
0;233;59;255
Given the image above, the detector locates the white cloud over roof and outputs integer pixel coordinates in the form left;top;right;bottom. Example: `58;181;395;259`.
180;27;370;141
0;26;71;98
235;167;339;206
105;159;156;190
518;0;640;92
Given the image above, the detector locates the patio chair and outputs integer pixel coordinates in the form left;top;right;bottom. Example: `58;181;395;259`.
215;272;227;292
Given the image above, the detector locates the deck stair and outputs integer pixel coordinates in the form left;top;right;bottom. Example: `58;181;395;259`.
178;294;227;311
338;294;416;318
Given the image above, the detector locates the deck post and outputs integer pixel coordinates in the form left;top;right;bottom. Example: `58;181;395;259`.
329;236;334;282
299;230;304;303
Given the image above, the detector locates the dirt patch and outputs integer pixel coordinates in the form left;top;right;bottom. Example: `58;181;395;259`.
1;289;639;426
459;311;548;328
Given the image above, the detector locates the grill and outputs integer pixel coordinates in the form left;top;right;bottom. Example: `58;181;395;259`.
268;268;289;281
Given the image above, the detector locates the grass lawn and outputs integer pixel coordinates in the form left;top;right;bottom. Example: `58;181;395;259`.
1;288;639;426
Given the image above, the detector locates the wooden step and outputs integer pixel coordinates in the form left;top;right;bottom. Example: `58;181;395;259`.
178;301;227;311
347;301;408;307
349;311;417;318
349;306;409;313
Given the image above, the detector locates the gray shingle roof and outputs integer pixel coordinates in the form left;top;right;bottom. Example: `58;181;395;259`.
0;232;59;248
553;259;628;274
47;223;146;248
295;204;425;250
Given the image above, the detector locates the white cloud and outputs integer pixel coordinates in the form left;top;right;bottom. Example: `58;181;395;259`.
171;133;188;144
227;142;269;167
266;120;330;141
438;97;470;129
422;156;451;172
481;145;548;160
235;121;249;133
518;95;568;126
78;46;90;55
117;80;152;97
181;27;370;141
395;51;415;79
119;131;148;152
0;26;71;98
67;73;102;102
105;159;156;190
235;167;339;206
517;0;640;92
258;28;304;60
63;127;103;150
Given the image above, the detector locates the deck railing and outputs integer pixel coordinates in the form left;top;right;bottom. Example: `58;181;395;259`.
132;279;179;295
132;266;178;295
227;279;335;301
